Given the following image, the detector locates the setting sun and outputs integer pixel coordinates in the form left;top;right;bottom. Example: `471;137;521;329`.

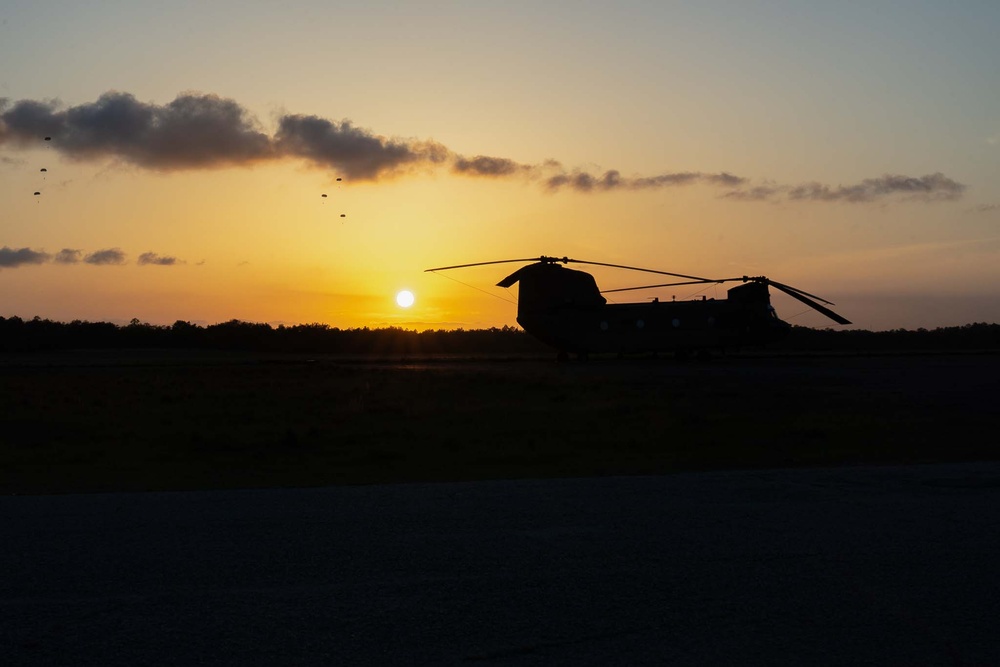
396;290;415;308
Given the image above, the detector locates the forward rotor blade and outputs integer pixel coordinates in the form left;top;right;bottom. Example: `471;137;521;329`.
425;257;543;272
601;279;718;294
769;283;851;325
567;259;713;282
603;275;763;293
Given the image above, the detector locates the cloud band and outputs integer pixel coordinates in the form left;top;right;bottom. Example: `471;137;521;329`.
1;91;966;202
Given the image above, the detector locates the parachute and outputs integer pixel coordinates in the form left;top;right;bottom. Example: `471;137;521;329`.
34;191;41;196
40;168;48;172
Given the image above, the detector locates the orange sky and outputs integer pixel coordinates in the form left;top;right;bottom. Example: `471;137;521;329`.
2;2;999;331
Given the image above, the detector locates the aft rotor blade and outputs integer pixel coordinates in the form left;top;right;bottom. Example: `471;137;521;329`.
601;279;718;294
568;259;713;282
425;257;543;272
769;283;851;325
766;279;836;306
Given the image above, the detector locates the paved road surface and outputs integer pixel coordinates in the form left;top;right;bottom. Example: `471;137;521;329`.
3;463;999;665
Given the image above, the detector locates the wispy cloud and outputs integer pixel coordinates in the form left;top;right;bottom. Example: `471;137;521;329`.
723;173;965;204
447;155;748;193
720;184;782;202
0;91;967;203
968;203;998;214
542;168;746;192
789;174;964;202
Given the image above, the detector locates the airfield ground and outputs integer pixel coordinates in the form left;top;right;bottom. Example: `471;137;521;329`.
2;350;997;495
4;350;1000;665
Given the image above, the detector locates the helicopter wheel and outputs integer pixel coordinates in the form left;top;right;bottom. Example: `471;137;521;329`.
696;349;712;362
674;349;691;362
577;351;589;362
556;350;570;363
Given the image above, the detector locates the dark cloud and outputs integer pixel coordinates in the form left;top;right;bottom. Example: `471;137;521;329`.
0;98;63;142
274;115;448;180
545;169;617;191
452;155;528;177
138;252;181;266
0;91;967;203
0;92;272;169
0;246;184;268
54;248;82;264
84;248;126;265
968;203;998;214
0;246;50;268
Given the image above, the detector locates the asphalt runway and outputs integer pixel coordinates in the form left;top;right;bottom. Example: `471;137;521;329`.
3;462;999;665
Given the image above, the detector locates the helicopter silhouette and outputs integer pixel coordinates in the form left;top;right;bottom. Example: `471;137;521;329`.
426;256;850;361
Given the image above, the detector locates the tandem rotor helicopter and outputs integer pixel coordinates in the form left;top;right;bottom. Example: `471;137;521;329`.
425;256;851;361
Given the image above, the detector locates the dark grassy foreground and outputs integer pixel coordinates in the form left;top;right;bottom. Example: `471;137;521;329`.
2;350;998;494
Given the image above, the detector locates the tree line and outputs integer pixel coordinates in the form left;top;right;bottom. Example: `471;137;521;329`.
1;316;998;354
0;317;549;354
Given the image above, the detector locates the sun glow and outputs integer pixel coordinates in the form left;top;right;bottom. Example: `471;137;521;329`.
396;290;415;308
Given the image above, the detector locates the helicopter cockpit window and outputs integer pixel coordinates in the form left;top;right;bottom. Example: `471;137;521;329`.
768;305;779;319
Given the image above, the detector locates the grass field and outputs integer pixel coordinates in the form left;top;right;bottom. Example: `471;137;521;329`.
2;350;998;494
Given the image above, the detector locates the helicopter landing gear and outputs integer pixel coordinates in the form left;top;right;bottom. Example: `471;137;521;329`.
557;350;570;363
696;349;713;362
576;351;589;362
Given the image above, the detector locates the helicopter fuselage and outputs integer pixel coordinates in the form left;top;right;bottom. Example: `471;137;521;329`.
508;263;791;355
426;256;846;358
518;297;791;355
